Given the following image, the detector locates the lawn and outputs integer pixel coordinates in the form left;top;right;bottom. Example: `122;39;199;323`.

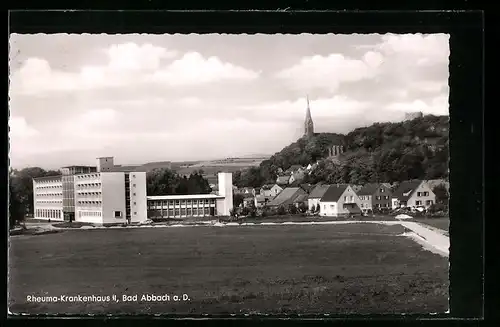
9;223;449;315
411;217;450;234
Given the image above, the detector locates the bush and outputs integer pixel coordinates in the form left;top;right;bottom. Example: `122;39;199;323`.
288;204;298;215
241;206;250;216
315;203;321;212
277;205;286;216
298;202;308;213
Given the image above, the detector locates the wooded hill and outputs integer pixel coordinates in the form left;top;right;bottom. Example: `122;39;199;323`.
233;115;449;188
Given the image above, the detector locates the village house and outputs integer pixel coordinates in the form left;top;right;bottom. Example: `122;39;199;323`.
292;194;309;208
357;183;392;212
260;184;283;197
285;165;304;175
307;184;330;211
266;187;307;208
254;194;274;208
276;175;291;186
289;170;306;184
391;180;436;209
235;187;256;196
319;184;362;217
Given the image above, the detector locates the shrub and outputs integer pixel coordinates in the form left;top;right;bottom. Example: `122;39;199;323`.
241;206;250;216
288;204;298;215
277;205;286;216
315;203;321;212
298;202;308;213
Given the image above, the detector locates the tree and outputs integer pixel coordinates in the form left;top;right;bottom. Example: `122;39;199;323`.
298;202;308;213
433;184;449;205
288;204;298;215
277;205;286;216
233;193;244;208
9;175;24;229
315;203;321;213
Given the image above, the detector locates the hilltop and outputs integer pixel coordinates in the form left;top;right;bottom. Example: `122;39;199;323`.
234;115;449;188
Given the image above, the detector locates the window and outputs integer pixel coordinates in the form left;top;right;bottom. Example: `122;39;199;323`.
133;202;136;206
330;205;335;209
415;200;422;206
132;174;136;178
134;212;137;215
426;200;433;206
133;184;136;188
133;193;136;196
114;211;122;218
175;200;180;205
380;188;385;193
424;192;429;196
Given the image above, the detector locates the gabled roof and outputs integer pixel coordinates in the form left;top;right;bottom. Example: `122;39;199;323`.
392;180;422;201
293;194;309;203
357;183;382;196
288;165;303;171
255;195;274;203
320;184;349;202
299;184;313;193
276;175;291;184
308;184;331;199
267;187;305;206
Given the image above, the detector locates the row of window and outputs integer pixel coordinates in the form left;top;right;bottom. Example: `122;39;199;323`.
36;209;62;219
36;200;62;204
415;200;434;206
78;211;102;217
35;179;61;185
76;174;100;180
77;200;102;206
37;192;63;197
416;191;430;197
343;196;355;202
375;196;390;200
77;191;102;197
76;183;102;189
35;185;62;189
150;199;216;207
361;203;389;208
151;207;212;217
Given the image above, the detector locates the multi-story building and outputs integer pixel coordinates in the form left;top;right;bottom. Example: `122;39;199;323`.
33;175;64;221
74;171;147;224
357;183;392;212
33;157;148;224
146;172;233;219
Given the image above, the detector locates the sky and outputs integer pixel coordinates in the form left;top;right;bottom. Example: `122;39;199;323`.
9;33;450;169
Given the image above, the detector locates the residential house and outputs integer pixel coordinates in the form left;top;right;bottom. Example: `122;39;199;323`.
260;184;283;197
286;165;304;174
289;170;306;184
357;183;392;212
307;184;330;211
299;184;313;193
319;184;362;217
236;187;256;196
391;180;436;209
266;187;307;208
292;194;309;208
276;175;291;186
254;195;274;208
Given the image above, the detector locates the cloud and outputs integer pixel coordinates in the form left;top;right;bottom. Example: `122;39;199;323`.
239;96;371;122
177;96;202;106
9;116;39;138
10;45;259;96
377;34;449;66
274;51;384;92
151;52;260;85
386;95;449;115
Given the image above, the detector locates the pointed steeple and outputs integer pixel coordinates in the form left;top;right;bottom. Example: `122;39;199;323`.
304;95;314;138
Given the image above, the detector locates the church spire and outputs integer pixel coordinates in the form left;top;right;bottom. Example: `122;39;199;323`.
304;95;314;138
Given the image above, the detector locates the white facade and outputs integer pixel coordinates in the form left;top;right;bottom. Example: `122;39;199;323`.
319;186;362;217
216;172;233;216
33;176;64;221
308;198;321;212
74;171;147;224
392;181;436;209
147;172;234;218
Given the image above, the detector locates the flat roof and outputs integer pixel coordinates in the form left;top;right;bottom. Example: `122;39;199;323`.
60;165;97;169
147;194;225;200
33;175;62;181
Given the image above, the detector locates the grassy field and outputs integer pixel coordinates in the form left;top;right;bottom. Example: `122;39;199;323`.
9;223;449;315
411;218;450;234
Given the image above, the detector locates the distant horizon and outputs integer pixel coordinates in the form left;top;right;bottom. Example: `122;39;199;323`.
9;33;449;169
9;112;449;171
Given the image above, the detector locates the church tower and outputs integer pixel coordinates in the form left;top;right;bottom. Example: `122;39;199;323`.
304;95;314;138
